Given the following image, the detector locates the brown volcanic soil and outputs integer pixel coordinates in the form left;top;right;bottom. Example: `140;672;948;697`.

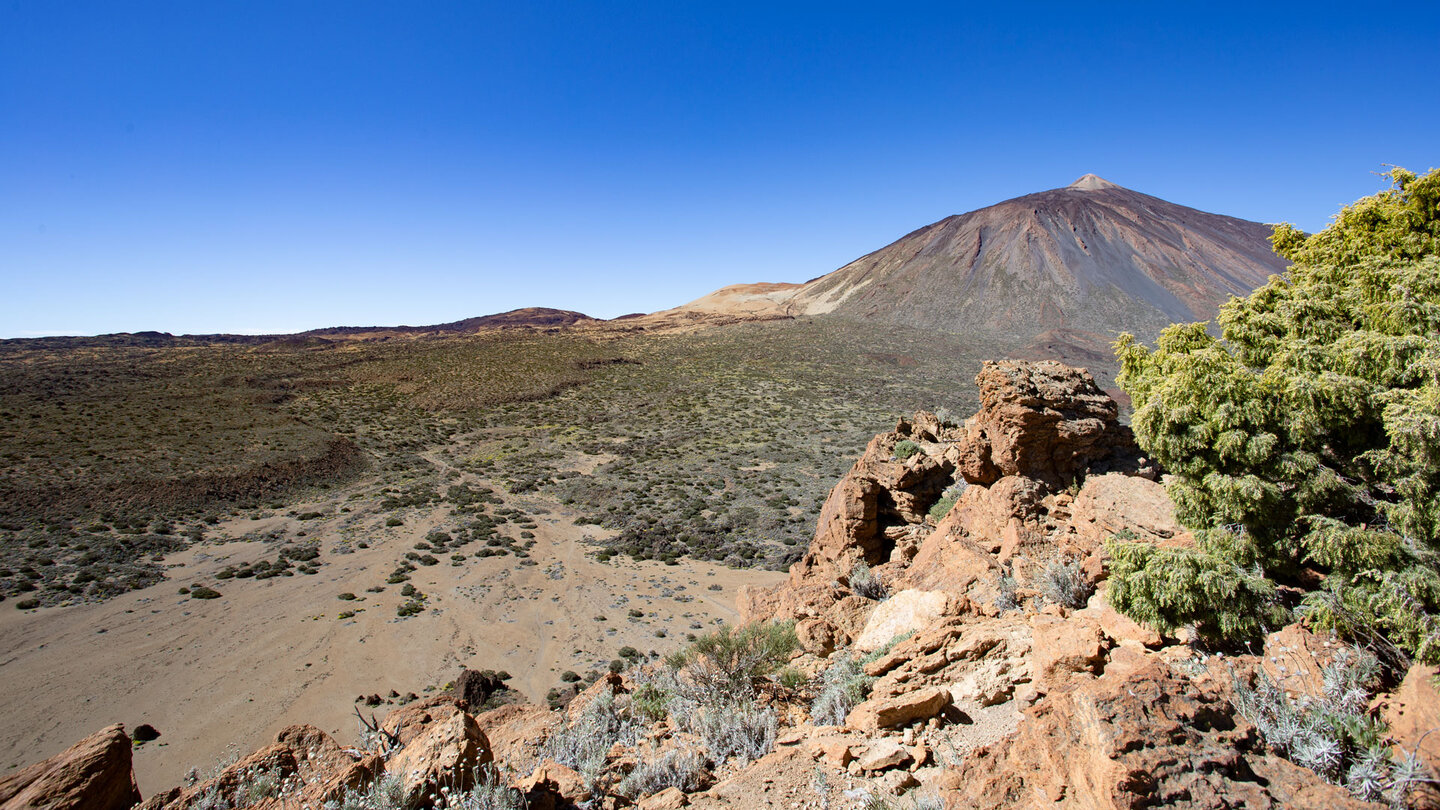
0;455;780;793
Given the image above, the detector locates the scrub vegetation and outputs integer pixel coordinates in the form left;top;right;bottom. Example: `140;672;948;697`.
0;318;1008;606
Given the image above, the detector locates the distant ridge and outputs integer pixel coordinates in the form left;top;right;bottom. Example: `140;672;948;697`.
302;307;596;336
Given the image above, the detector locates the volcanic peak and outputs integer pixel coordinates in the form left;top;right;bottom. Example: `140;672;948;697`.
1068;173;1122;191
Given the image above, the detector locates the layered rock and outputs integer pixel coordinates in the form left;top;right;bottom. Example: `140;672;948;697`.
948;658;1375;809
0;724;140;810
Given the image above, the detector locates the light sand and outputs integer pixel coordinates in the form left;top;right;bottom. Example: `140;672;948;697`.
0;461;783;794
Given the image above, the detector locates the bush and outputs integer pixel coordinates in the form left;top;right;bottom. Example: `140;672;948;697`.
776;666;808;690
540;692;645;789
664;620;798;702
810;654;872;726
927;481;967;522
893;440;920;460
615;745;708;798
1110;167;1440;659
190;586;222;600
994;572;1019;612
1232;645;1430;802
1037;557;1094;609
849;560;887;601
445;764;527;810
322;772;408;810
683;701;776;766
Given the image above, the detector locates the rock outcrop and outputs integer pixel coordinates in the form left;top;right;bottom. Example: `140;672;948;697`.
740;360;1155;630
0;724;140;810
951;658;1375;809
736;360;1382;809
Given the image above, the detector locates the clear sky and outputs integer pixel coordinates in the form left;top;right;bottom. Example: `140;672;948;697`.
2;2;1437;337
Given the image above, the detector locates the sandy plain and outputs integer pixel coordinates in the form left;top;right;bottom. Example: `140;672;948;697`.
0;451;783;794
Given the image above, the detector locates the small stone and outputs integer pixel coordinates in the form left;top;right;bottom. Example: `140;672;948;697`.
638;786;689;810
857;739;913;772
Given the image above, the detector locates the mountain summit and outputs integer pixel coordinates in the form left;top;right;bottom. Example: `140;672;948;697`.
669;177;1287;363
1068;173;1122;191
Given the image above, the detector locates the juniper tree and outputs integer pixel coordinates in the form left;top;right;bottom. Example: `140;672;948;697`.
1107;167;1440;662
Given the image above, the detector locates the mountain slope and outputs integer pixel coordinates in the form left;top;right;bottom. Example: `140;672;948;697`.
788;175;1286;349
668;176;1288;357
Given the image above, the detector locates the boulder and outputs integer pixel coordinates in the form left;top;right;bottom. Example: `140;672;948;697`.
859;616;1032;708
386;710;493;804
847;686;952;731
638;786;689;809
1261;624;1338;696
856;739;912;772
852;590;952;652
1031;614;1107;688
139;724;371;810
520;761;590;810
1383;663;1440;771
380;695;468;748
1066;473;1184;551
455;668;506;708
805;736;858;768
0;724;140;810
954;361;1135;489
1077;593;1163;649
795;618;843;656
475;703;559;766
740;361;1155;627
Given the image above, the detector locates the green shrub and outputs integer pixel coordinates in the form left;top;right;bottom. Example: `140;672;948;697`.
1110;167;1440;660
190;586;221;599
927;482;967;522
664;620;798;701
777;666;808;690
631;681;673;722
893;440;919;460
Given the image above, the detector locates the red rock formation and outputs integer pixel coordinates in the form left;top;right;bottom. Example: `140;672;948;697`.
139;724;381;810
956;360;1135;488
949;659;1376;809
0;724;140;810
741;360;1157;627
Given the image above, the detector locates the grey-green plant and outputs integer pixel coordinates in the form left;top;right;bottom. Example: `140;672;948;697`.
1231;645;1429;805
848;560;887;601
1037;556;1093;609
539;691;645;792
810;653;872;726
1108;167;1440;659
682;700;776;766
893;440;920;460
322;774;407;810
615;745;708;798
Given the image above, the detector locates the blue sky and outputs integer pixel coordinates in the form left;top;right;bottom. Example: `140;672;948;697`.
2;2;1437;337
